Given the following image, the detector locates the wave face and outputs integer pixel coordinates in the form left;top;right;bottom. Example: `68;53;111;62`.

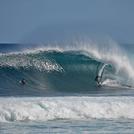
0;51;103;95
0;45;134;96
0;96;134;122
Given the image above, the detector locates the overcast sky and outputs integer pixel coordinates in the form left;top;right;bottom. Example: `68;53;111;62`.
0;0;134;43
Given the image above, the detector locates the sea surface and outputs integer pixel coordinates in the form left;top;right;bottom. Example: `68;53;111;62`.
0;43;134;133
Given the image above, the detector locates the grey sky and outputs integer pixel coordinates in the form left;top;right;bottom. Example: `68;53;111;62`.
0;0;134;43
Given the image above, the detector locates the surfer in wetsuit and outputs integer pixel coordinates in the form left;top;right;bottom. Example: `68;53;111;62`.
19;78;26;85
95;75;102;87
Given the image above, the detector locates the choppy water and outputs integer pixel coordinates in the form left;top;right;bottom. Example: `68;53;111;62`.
1;119;134;134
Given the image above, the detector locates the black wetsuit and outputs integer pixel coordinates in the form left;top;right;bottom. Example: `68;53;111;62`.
95;76;102;86
20;79;26;85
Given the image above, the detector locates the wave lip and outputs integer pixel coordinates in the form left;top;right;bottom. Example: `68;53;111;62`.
0;97;134;122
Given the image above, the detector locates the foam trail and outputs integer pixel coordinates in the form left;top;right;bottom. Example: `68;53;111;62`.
0;97;134;122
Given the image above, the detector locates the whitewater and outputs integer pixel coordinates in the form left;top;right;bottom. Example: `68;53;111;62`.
0;42;134;133
0;96;134;122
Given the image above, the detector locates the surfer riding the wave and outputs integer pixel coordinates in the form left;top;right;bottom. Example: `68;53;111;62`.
95;75;102;87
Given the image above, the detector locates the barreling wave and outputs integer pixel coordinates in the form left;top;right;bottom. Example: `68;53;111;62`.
0;44;134;96
0;96;134;122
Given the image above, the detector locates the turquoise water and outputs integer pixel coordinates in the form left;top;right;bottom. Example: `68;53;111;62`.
0;49;133;96
0;44;134;133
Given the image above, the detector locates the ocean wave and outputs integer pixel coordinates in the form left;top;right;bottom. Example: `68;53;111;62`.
0;96;134;122
0;44;134;95
0;50;113;95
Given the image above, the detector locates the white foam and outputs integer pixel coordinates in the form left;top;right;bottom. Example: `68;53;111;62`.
102;79;121;87
101;79;134;89
0;96;134;122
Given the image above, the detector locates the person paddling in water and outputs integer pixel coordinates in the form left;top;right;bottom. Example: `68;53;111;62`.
19;78;26;85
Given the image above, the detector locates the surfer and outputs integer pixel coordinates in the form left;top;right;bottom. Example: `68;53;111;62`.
19;78;26;85
95;75;102;87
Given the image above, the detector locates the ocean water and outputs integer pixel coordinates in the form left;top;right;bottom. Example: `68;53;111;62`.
0;43;134;133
